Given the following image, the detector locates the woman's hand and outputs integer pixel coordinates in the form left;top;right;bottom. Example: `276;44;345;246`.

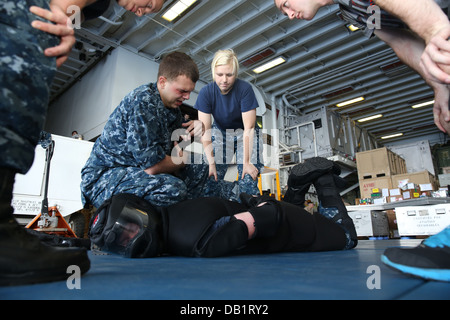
242;163;259;181
208;163;218;181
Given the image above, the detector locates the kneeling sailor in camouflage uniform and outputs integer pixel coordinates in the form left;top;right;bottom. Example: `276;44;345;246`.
81;52;240;210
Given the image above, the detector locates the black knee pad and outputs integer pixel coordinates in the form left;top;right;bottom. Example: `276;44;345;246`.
195;217;249;258
248;201;281;238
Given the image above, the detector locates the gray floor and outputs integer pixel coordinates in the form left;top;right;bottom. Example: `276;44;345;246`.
1;239;449;300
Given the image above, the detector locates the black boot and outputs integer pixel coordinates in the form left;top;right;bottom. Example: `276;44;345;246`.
313;173;358;249
284;157;341;207
288;157;341;188
0;167;90;286
282;183;311;207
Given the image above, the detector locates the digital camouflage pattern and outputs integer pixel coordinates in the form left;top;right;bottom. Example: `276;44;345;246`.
81;83;240;208
211;123;264;196
0;0;58;173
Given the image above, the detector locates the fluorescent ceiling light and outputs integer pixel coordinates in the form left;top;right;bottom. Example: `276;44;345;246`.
162;0;197;22
381;133;403;140
411;100;434;109
347;24;359;32
336;96;365;107
357;114;383;123
253;57;286;74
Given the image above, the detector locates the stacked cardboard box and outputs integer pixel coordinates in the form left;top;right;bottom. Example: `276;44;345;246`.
356;147;406;180
391;171;438;189
356;148;440;202
356;148;407;199
354;148;447;237
391;171;439;200
359;172;438;203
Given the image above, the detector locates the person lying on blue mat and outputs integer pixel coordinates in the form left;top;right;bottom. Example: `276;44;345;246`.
89;157;358;258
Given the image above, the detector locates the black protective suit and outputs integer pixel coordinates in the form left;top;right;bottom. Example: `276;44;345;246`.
89;193;348;258
89;157;357;258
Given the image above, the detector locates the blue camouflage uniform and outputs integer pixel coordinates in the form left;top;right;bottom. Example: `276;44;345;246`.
211;123;264;196
81;83;240;209
195;79;264;197
0;0;58;174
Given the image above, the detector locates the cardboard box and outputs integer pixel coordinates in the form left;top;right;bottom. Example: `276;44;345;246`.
402;189;420;200
402;191;411;200
348;210;389;237
419;183;433;191
356;147;406;180
402;182;418;190
357;198;373;205
391;171;437;190
373;197;388;205
389;195;403;203
395;204;450;236
359;177;392;199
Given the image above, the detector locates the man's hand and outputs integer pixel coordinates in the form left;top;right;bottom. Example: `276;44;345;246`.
432;83;450;133
29;5;75;67
181;120;205;140
421;26;450;85
171;141;189;166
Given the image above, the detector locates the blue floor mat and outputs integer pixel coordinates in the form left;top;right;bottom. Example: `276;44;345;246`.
1;240;449;300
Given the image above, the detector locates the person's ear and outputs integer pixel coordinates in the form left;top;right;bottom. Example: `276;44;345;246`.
158;76;167;89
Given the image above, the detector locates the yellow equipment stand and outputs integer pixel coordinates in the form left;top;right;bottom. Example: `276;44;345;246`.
257;167;281;200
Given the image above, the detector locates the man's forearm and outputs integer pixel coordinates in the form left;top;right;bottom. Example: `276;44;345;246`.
374;0;449;43
374;28;427;79
144;155;185;175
